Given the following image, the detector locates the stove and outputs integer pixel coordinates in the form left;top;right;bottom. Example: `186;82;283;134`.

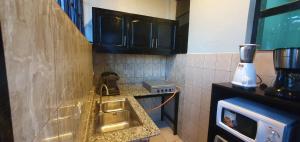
143;80;176;94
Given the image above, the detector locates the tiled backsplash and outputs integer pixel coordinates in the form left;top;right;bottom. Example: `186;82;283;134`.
0;0;93;141
166;52;276;142
93;53;167;84
93;53;168;121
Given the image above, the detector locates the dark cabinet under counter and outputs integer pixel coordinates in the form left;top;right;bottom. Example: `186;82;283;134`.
208;83;300;142
92;8;176;55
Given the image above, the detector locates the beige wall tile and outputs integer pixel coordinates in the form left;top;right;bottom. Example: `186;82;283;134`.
216;53;232;71
200;88;212;112
167;52;274;142
230;53;240;72
214;70;231;83
192;67;202;87
254;51;276;77
197;108;210;142
203;54;217;69
229;71;235;82
186;54;194;67
183;83;194;104
201;69;215;89
181;102;201;142
191;84;202;105
195;54;205;68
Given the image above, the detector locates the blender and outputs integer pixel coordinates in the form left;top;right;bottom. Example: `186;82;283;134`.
231;44;258;88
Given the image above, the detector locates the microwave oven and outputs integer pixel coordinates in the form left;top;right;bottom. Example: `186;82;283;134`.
216;98;298;142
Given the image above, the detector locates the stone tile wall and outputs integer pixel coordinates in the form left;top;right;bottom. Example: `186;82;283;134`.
93;53;167;84
0;0;93;142
93;53;168;121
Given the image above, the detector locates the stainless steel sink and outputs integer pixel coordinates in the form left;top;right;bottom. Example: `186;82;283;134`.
94;98;142;134
101;98;129;113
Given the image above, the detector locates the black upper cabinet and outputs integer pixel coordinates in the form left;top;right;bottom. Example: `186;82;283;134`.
176;0;190;18
93;8;176;55
93;9;128;52
128;15;152;49
153;19;175;50
175;0;190;54
99;13;125;48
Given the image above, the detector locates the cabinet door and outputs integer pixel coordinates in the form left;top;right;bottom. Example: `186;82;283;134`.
96;11;126;49
175;14;189;53
154;20;175;50
128;16;152;49
175;23;188;53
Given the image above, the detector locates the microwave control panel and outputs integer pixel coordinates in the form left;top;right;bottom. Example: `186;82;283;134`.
260;123;282;142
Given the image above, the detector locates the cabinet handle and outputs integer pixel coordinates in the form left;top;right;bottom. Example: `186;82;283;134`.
151;38;154;48
123;36;127;47
156;38;158;48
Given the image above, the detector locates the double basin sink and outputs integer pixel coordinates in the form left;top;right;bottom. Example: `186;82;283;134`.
94;98;142;134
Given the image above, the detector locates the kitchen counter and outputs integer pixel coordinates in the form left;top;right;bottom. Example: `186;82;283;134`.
81;84;160;142
119;84;179;97
119;84;151;97
75;93;95;142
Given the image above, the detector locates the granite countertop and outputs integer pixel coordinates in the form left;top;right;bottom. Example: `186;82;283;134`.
118;84;177;97
76;91;95;142
119;84;151;97
82;84;160;142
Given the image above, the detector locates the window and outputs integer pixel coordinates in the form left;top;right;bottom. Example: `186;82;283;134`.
56;0;85;34
252;0;300;50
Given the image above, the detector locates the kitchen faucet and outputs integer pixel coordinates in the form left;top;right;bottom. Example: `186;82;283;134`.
98;84;109;112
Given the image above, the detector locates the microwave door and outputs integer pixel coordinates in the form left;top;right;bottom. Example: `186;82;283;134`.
216;98;296;142
216;105;256;142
